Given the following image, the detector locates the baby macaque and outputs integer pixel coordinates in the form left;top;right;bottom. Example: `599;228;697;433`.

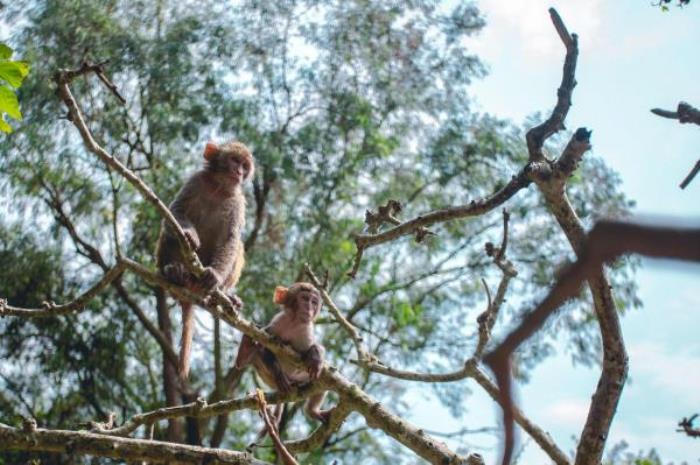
235;282;330;425
156;140;254;381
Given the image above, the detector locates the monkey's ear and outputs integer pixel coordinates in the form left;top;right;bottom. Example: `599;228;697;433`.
203;141;220;161
273;286;288;305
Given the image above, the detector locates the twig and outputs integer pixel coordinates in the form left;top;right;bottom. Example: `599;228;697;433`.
305;263;375;364
679;159;700;189
525;8;579;162
651;102;700;188
107;169;122;258
677;413;700;438
104;386;321;437
53;63;208;286
254;390;299;465
651;101;700;126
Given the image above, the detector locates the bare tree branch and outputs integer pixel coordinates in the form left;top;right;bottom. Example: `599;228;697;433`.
679;160;700;190
651;101;700;189
0;422;271;465
0;263;125;317
651;101;700;125
525;8;579;162
305;264;375;364
677;413;700;439
53;63;205;281
479;9;631;465
485;219;700;465
39;179;181;370
254;389;299;465
349;170;531;278
103;386;322;437
285;401;352;454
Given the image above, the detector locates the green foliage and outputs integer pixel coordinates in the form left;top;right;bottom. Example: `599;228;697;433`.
657;0;691;11
0;43;30;133
604;441;668;465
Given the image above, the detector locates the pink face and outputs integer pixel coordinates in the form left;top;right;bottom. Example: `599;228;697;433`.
216;153;249;184
206;150;250;185
291;290;321;323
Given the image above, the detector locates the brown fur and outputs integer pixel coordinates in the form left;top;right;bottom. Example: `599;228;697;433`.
235;283;331;431
156;140;254;381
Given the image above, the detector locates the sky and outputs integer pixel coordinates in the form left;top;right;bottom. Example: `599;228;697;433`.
412;2;700;464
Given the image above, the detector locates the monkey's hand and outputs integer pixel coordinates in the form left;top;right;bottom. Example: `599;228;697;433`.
198;267;222;292
227;292;244;309
183;228;201;250
163;263;191;287
304;345;324;380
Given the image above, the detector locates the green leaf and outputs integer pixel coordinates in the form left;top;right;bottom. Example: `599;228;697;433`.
0;43;12;60
0;61;30;88
0;86;22;120
0;117;11;133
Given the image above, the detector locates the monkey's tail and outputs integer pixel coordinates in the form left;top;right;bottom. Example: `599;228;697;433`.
179;302;195;381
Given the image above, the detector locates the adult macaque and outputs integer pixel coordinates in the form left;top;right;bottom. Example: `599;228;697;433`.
156;140;254;381
235;282;330;428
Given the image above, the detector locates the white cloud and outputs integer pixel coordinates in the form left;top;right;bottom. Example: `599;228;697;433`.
469;0;605;61
628;342;700;404
542;398;590;428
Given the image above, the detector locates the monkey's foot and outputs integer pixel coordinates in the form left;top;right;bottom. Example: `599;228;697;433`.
227;292;244;309
163;263;191;287
198;267;222;292
183;228;201;250
311;408;332;424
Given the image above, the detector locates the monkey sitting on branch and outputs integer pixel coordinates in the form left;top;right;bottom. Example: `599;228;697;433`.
235;282;332;435
156;140;254;381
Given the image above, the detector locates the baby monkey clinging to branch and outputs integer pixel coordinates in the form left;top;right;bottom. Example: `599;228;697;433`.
156;140;254;381
235;282;331;433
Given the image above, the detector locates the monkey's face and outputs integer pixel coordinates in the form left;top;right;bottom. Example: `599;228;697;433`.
209;152;250;185
292;290;322;323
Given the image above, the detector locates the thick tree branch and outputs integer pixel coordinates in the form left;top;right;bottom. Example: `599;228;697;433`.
0;422;270;465
285;401;352;454
327;370;484;465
